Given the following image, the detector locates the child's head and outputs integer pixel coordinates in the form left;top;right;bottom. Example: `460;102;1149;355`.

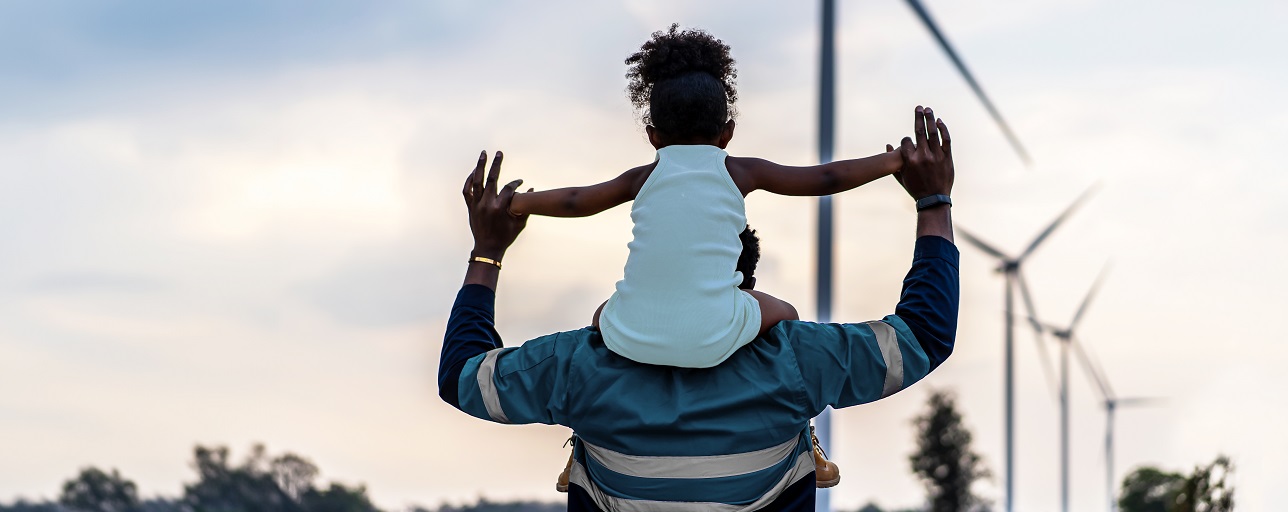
626;24;738;147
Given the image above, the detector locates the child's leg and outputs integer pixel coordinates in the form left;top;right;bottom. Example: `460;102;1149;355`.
591;300;607;329
744;289;799;338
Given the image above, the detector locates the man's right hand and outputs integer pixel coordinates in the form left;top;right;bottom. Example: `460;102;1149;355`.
889;106;954;200
888;106;955;243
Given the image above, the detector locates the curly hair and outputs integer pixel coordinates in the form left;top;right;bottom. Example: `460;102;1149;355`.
736;225;760;290
625;24;738;141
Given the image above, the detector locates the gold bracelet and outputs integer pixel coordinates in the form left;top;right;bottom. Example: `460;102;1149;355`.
469;256;502;269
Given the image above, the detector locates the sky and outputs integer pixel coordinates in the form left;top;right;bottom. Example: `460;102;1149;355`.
1;1;1285;510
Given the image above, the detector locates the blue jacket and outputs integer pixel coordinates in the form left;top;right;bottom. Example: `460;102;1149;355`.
439;236;959;511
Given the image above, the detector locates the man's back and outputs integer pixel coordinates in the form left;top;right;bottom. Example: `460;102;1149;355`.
447;237;956;511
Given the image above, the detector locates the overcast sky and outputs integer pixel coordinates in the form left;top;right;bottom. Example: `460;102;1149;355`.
2;1;1285;511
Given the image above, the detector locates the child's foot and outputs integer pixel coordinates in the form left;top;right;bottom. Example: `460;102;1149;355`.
556;436;575;493
811;425;841;488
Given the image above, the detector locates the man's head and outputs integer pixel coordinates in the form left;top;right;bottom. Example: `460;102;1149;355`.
736;225;759;290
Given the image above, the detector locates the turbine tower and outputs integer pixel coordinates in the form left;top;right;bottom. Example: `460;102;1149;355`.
955;186;1096;512
1036;266;1107;512
1052;283;1163;512
813;2;1029;510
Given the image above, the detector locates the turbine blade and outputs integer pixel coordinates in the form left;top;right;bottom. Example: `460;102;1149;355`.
1015;272;1059;400
956;226;1009;260
1082;335;1116;399
1070;262;1111;332
1116;397;1166;407
1015;271;1043;333
1019;184;1099;261
1070;335;1112;400
904;0;1032;166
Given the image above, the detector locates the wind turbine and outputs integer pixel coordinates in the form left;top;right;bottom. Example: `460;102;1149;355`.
1034;266;1107;512
955;185;1095;512
813;1;1030;511
1053;286;1163;512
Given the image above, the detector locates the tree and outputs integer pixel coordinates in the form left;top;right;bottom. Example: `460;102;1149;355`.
431;498;563;512
1118;466;1184;512
181;444;379;512
299;484;379;512
1174;456;1234;512
59;467;139;512
182;445;299;512
1118;455;1234;512
909;390;991;512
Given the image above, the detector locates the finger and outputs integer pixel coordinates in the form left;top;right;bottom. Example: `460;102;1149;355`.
471;150;486;199
924;107;940;151
499;179;523;203
484;151;503;197
937;119;951;155
899;136;915;158
500;179;524;216
462;171;473;201
913;106;927;148
886;144;895;153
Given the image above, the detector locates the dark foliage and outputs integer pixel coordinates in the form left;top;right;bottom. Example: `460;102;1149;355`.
427;498;564;512
1118;466;1185;512
0;444;567;512
909;390;991;512
1118;455;1234;512
59;467;139;512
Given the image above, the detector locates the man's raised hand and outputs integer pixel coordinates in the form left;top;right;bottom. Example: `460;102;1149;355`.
892;106;954;201
463;150;530;261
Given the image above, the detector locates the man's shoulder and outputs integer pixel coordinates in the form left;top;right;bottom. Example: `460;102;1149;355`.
763;317;915;365
518;327;599;354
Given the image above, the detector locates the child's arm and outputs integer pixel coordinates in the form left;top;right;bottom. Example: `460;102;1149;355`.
509;165;651;217
728;150;902;196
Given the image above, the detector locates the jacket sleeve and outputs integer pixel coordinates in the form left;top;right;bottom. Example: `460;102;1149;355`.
437;283;572;425
437;284;504;410
786;235;960;412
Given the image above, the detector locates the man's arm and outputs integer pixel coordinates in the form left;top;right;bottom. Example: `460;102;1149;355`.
788;106;960;411
438;151;526;409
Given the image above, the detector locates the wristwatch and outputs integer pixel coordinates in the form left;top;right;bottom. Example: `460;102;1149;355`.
915;194;952;212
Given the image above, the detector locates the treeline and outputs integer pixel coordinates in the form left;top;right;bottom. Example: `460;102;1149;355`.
2;390;1234;512
0;444;562;512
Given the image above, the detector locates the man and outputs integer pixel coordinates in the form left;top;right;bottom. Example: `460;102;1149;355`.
439;107;958;511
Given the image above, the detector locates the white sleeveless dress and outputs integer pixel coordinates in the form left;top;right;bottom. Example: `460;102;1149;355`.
599;145;762;368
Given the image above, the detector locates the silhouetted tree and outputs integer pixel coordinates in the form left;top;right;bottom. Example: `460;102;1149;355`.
181;444;378;512
431;498;564;512
1174;455;1233;512
182;445;299;512
269;454;318;503
1118;466;1184;512
0;500;71;512
299;484;378;512
909;390;990;512
59;467;139;512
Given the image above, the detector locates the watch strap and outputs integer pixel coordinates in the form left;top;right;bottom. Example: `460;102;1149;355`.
915;194;952;211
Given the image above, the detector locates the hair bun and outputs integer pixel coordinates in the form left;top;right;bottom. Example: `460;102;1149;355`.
626;24;738;115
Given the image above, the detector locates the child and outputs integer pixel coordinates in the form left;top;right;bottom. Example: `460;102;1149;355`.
508;25;904;490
